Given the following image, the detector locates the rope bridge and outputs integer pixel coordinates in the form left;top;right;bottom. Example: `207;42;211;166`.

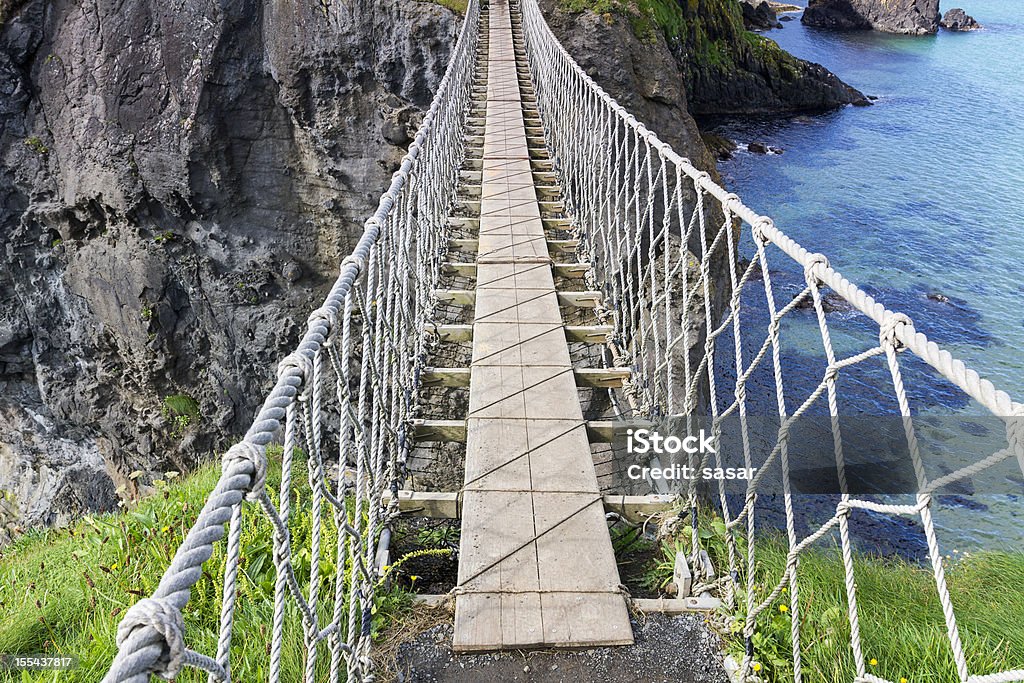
102;0;1024;681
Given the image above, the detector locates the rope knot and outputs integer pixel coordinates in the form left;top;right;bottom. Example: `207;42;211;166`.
803;253;830;284
692;171;713;186
824;364;839;384
751;218;774;246
879;313;913;352
307;306;338;343
115;597;185;680
222;441;267;500
278;352;315;401
1005;406;1024;459
340;254;364;276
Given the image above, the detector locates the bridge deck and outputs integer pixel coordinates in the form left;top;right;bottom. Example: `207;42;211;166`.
452;0;633;652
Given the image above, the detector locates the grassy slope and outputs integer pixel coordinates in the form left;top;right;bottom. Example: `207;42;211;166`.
0;456;412;682
703;521;1024;682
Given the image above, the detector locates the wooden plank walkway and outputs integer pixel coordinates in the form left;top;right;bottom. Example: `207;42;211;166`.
452;0;634;653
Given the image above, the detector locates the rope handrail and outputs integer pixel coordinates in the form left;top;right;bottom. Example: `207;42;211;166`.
516;1;1024;681
101;1;481;680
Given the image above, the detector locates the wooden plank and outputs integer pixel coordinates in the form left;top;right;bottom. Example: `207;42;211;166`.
454;0;631;651
415;366;628;391
381;492;678;524
431;323;613;344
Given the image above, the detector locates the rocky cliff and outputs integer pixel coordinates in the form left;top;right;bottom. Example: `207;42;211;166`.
549;0;865;117
802;0;941;34
1;0;867;533
0;0;458;531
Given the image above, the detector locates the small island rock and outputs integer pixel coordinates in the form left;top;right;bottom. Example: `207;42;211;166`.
741;0;781;30
940;8;982;30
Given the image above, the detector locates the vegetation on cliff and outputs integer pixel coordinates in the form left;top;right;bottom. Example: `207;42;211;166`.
557;0;866;114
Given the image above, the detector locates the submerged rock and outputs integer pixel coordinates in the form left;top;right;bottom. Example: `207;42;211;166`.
941;8;982;31
701;132;738;160
803;0;941;35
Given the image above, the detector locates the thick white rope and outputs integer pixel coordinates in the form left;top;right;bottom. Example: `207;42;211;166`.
101;2;480;680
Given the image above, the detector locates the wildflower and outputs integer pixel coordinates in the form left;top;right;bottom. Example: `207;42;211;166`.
752;662;762;672
900;678;908;683
779;604;788;613
870;658;878;667
161;526;170;533
410;575;420;582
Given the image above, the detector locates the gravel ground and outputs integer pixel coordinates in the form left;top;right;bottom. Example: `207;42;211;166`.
391;612;730;683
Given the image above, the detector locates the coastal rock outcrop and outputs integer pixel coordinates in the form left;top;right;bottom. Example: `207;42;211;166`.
941;8;982;31
802;0;941;35
740;1;781;30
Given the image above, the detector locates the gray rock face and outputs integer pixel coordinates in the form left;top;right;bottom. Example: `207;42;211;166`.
941;8;982;30
741;0;781;30
0;0;458;529
802;0;941;34
538;0;716;171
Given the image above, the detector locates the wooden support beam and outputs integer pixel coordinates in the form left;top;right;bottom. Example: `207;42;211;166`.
585;420;655;443
428;324;473;342
448;216;480;229
431;323;611;345
410;594;721;613
574;367;631;388
448;238;477;253
421;367;471;387
565;325;613;343
546;239;578;254
441;262;478;278
435;289;601;308
383;490;462;518
417;366;627;390
543;217;572;229
387;491;676;520
411;419;466;442
534;185;562;200
435;289;476;306
557;290;602;308
551;262;590;278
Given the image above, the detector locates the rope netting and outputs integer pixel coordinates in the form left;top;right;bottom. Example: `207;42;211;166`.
517;0;1024;681
101;2;480;681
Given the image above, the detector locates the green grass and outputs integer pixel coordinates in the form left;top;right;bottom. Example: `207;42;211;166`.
558;0;686;43
425;0;468;14
668;510;1024;682
0;451;412;681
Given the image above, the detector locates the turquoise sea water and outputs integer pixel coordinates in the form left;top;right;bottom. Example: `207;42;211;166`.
705;2;1024;549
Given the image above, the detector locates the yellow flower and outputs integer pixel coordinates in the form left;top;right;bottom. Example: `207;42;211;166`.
752;662;762;672
900;678;908;683
779;604;788;613
410;575;420;582
161;526;170;533
870;658;878;667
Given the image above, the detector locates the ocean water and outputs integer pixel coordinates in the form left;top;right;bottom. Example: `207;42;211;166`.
704;1;1024;550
